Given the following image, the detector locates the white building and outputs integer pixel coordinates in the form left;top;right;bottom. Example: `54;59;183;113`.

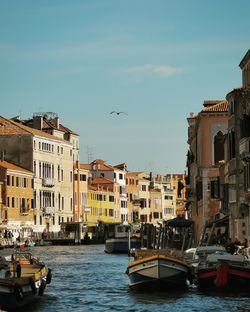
0;115;75;233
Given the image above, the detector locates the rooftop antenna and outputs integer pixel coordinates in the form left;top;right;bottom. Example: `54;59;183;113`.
87;145;93;164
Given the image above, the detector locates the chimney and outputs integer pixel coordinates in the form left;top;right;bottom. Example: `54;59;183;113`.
54;117;60;129
33;116;43;130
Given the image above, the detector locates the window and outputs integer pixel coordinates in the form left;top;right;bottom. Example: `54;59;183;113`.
109;195;114;202
119;173;123;180
140;215;147;222
164;195;173;200
34;161;36;177
140;199;147;208
196;181;203;201
164;207;174;215
16;177;19;187
7;175;10;186
80;174;86;181
153;212;159;219
142;185;147;191
214;131;224;164
229;130;235;159
12;197;15;208
211;178;220;199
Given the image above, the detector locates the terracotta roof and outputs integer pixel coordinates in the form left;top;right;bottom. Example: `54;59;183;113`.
13;116;78;136
92;177;114;185
114;163;127;170
203;100;223;107
0;116;69;143
90;159;114;171
202;100;228;113
80;164;91;170
90;177;114;192
88;185;98;191
0;160;32;174
126;172;144;176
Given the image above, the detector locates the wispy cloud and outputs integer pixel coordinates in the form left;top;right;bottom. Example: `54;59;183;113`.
126;64;190;78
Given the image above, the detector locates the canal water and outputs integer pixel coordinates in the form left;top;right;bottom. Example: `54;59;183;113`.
7;244;250;311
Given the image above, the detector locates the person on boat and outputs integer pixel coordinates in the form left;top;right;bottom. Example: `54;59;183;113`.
83;232;90;244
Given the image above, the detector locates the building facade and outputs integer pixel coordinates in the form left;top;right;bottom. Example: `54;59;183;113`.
186;101;228;243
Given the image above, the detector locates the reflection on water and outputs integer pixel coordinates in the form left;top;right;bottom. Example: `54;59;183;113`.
3;245;250;312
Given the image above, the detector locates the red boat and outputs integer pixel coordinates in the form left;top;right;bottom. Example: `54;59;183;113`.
197;253;250;290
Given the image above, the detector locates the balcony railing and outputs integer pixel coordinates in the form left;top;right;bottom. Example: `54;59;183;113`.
20;207;29;216
42;178;55;187
43;206;55;217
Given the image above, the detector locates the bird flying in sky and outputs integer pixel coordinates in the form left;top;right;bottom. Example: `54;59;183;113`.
110;111;128;116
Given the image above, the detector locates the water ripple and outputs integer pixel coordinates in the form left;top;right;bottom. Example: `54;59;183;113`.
5;244;250;312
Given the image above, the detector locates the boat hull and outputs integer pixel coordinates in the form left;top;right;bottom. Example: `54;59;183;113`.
197;259;250;290
127;255;190;291
105;238;140;254
0;277;47;310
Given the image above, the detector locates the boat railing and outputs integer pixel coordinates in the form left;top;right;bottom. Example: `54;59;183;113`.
133;248;185;261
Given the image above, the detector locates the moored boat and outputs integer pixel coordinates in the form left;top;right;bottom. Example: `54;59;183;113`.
105;224;140;254
197;251;250;290
0;249;52;310
126;249;191;291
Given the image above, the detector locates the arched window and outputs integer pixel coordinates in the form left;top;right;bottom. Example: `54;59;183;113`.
214;131;224;164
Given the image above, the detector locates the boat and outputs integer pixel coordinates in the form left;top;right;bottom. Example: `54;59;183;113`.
126;217;194;290
196;249;250;290
126;248;191;290
0;249;52;310
104;224;140;254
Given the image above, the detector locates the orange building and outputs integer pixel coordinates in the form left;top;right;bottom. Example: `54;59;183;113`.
0;160;34;225
186;101;229;243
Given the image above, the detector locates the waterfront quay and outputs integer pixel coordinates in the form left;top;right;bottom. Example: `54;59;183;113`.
6;244;249;312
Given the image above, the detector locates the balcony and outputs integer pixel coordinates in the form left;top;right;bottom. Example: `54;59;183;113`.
84;206;91;212
20;207;29;216
43;206;55;217
42;178;55;187
132;199;141;206
239;137;250;161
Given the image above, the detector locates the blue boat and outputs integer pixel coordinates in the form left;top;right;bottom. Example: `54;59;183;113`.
104;224;140;254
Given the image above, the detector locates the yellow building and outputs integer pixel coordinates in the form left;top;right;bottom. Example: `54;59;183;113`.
86;178;119;223
170;174;186;216
0;160;34;225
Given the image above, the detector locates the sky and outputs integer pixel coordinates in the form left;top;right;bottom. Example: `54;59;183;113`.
0;0;250;175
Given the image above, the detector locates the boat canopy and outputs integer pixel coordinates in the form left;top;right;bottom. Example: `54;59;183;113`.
164;217;194;227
